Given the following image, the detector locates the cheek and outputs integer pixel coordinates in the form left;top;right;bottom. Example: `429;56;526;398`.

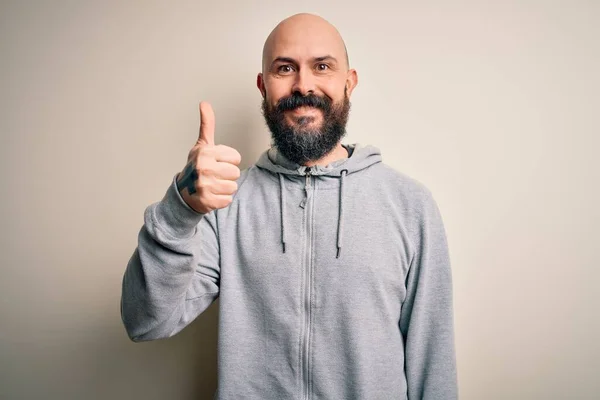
320;79;347;102
265;80;291;106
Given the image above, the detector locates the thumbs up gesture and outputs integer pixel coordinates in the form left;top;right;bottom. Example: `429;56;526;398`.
176;102;242;214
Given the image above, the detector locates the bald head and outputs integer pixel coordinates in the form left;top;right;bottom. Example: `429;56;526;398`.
262;13;349;73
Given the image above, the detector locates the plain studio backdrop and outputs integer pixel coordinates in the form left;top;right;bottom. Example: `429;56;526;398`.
1;1;598;399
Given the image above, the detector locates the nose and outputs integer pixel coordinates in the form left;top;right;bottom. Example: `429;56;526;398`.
291;68;315;96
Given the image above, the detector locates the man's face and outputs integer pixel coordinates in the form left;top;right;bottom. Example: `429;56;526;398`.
258;18;357;164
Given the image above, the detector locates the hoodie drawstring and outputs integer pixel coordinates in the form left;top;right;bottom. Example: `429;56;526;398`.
337;169;348;258
279;173;287;253
278;170;348;258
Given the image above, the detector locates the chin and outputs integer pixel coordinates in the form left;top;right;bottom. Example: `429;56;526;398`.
288;122;324;134
288;115;323;127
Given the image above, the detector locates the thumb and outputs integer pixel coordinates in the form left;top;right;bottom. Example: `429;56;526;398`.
197;101;215;145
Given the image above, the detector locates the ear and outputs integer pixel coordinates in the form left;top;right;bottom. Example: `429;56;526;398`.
345;69;358;97
257;73;266;98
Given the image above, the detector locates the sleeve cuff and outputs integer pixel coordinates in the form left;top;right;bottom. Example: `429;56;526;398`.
152;174;206;238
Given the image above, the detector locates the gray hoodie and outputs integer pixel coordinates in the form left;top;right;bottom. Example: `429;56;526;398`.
121;143;458;400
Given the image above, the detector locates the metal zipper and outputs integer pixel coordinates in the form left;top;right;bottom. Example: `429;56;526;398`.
299;168;311;209
301;167;313;400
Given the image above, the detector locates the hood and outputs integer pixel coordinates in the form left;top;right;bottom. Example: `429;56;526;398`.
255;143;382;258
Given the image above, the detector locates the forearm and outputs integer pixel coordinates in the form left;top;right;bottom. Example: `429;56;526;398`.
121;177;218;341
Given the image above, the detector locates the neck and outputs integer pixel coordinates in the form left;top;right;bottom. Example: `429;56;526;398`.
304;143;348;167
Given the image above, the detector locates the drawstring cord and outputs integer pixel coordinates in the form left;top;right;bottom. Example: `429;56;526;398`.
278;169;348;258
337;169;348;258
279;173;287;253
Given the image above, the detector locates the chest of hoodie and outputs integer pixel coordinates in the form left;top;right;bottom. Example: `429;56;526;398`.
217;169;411;323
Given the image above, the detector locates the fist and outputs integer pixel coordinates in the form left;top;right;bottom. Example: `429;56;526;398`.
177;102;241;214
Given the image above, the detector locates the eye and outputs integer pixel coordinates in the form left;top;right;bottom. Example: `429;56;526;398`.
316;63;330;71
277;65;295;74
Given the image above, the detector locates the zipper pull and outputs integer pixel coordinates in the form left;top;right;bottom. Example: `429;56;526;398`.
305;167;312;190
300;167;312;208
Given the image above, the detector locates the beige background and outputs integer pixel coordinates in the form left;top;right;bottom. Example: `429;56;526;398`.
1;1;598;399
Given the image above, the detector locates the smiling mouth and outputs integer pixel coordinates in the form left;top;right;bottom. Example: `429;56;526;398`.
288;106;320;114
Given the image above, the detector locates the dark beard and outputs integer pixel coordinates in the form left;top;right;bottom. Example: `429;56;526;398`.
261;90;351;165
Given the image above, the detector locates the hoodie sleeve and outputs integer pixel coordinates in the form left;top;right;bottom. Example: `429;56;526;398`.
121;175;220;342
399;188;458;399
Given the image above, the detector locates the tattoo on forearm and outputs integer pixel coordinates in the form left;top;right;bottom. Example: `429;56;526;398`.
177;162;199;195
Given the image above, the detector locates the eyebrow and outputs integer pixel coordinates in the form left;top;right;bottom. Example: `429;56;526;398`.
270;55;339;68
314;55;338;63
271;57;297;68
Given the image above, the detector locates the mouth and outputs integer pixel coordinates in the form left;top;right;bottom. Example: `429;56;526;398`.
287;106;320;116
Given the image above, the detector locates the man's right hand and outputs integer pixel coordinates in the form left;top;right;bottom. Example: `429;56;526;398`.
176;102;242;214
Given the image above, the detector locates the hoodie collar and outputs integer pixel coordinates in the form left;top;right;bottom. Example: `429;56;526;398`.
256;143;382;259
256;143;382;177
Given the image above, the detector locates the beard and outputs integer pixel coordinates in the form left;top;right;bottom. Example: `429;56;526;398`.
261;89;351;165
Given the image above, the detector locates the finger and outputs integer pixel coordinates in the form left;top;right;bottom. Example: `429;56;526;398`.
213;144;242;165
209;194;234;209
213;161;241;181
209;179;238;195
197;101;215;145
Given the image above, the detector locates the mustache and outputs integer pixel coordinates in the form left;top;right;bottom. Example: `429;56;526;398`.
276;93;332;113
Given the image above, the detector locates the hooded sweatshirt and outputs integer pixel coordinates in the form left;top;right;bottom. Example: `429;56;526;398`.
121;143;458;400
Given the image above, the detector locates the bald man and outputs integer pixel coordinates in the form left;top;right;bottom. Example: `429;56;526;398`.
121;13;458;400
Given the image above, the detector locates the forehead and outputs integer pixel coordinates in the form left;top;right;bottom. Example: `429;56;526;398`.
266;26;345;63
